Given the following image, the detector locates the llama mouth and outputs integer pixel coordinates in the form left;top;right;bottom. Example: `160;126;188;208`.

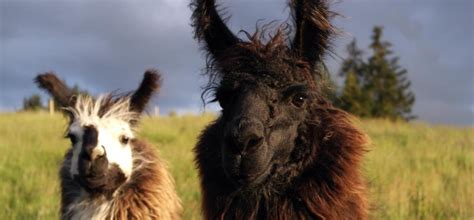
225;157;273;187
235;165;271;186
75;164;127;194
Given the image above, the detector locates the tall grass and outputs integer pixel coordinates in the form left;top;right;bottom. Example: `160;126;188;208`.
0;112;472;219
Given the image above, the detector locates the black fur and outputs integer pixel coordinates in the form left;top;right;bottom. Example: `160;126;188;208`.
290;0;334;66
191;0;368;219
34;72;74;108
191;0;239;60
130;69;161;114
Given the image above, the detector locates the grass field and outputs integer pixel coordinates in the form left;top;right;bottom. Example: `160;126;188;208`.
0;112;472;219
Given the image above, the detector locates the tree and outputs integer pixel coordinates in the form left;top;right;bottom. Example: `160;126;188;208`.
318;62;339;104
22;94;44;111
336;27;415;120
71;84;90;97
339;70;367;116
337;40;371;117
365;26;415;120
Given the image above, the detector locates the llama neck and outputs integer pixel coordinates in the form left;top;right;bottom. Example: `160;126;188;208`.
214;187;319;220
64;193;112;220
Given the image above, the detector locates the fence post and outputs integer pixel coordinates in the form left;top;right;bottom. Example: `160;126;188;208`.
49;99;55;115
154;106;160;118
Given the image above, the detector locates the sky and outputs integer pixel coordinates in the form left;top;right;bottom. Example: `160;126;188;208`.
1;0;473;125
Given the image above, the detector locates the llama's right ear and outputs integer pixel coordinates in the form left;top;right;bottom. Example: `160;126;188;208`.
35;72;75;108
191;0;239;61
129;69;161;115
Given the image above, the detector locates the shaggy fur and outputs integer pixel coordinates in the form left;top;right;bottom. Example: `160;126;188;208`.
196;109;368;220
191;0;369;219
130;71;162;121
60;139;182;220
35;70;182;220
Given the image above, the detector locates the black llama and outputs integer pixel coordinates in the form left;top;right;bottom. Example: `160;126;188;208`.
191;0;369;219
35;70;182;219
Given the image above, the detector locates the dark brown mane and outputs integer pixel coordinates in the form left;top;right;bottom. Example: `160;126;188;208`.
200;25;322;104
195;107;368;219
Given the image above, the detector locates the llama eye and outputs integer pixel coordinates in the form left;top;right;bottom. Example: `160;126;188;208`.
291;94;307;107
67;133;78;144
215;90;232;109
120;135;130;145
217;98;229;109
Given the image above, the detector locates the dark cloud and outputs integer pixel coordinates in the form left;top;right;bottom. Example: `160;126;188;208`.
1;0;472;125
1;0;206;113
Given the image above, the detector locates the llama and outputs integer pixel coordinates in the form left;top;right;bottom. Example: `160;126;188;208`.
191;0;369;219
35;70;182;220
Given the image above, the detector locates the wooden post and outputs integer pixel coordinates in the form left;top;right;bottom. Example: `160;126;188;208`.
49;99;55;115
154;106;160;117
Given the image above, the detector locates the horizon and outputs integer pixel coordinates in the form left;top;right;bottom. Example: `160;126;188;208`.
1;0;473;125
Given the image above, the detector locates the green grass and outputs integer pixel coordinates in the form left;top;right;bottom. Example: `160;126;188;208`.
0;112;472;219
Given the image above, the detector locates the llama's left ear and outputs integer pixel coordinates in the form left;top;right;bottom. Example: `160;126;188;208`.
130;69;161;115
290;0;334;67
35;72;75;108
191;0;239;63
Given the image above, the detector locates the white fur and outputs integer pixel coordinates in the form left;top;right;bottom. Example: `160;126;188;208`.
66;193;111;220
66;95;136;180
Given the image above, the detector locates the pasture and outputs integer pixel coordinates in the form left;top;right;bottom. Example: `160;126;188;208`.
0;112;472;219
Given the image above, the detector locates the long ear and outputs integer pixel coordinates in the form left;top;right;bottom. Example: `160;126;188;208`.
290;0;333;66
191;0;239;60
130;69;161;114
34;72;74;108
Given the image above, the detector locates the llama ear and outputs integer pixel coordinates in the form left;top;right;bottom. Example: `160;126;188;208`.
191;0;239;61
290;0;333;67
129;69;161;115
35;72;75;108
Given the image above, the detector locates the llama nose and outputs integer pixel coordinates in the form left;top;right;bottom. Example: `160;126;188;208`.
90;146;106;160
82;125;105;160
231;118;264;153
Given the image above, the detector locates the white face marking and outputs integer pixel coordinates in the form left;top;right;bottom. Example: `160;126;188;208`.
67;95;136;180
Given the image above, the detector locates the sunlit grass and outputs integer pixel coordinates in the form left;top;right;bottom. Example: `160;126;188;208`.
0;113;472;219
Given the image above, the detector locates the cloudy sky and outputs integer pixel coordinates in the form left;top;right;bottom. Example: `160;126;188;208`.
1;0;472;125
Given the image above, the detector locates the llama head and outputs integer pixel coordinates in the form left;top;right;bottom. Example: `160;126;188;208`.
35;70;160;194
192;0;334;186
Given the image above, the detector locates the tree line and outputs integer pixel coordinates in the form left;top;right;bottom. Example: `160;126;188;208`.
330;26;415;121
22;84;89;111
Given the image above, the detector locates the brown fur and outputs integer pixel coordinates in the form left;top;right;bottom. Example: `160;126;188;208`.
196;107;369;220
191;0;369;219
60;139;182;220
36;70;182;219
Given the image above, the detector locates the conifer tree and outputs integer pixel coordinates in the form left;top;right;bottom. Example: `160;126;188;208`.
22;94;44;111
366;26;415;120
337;40;371;117
336;27;415;120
